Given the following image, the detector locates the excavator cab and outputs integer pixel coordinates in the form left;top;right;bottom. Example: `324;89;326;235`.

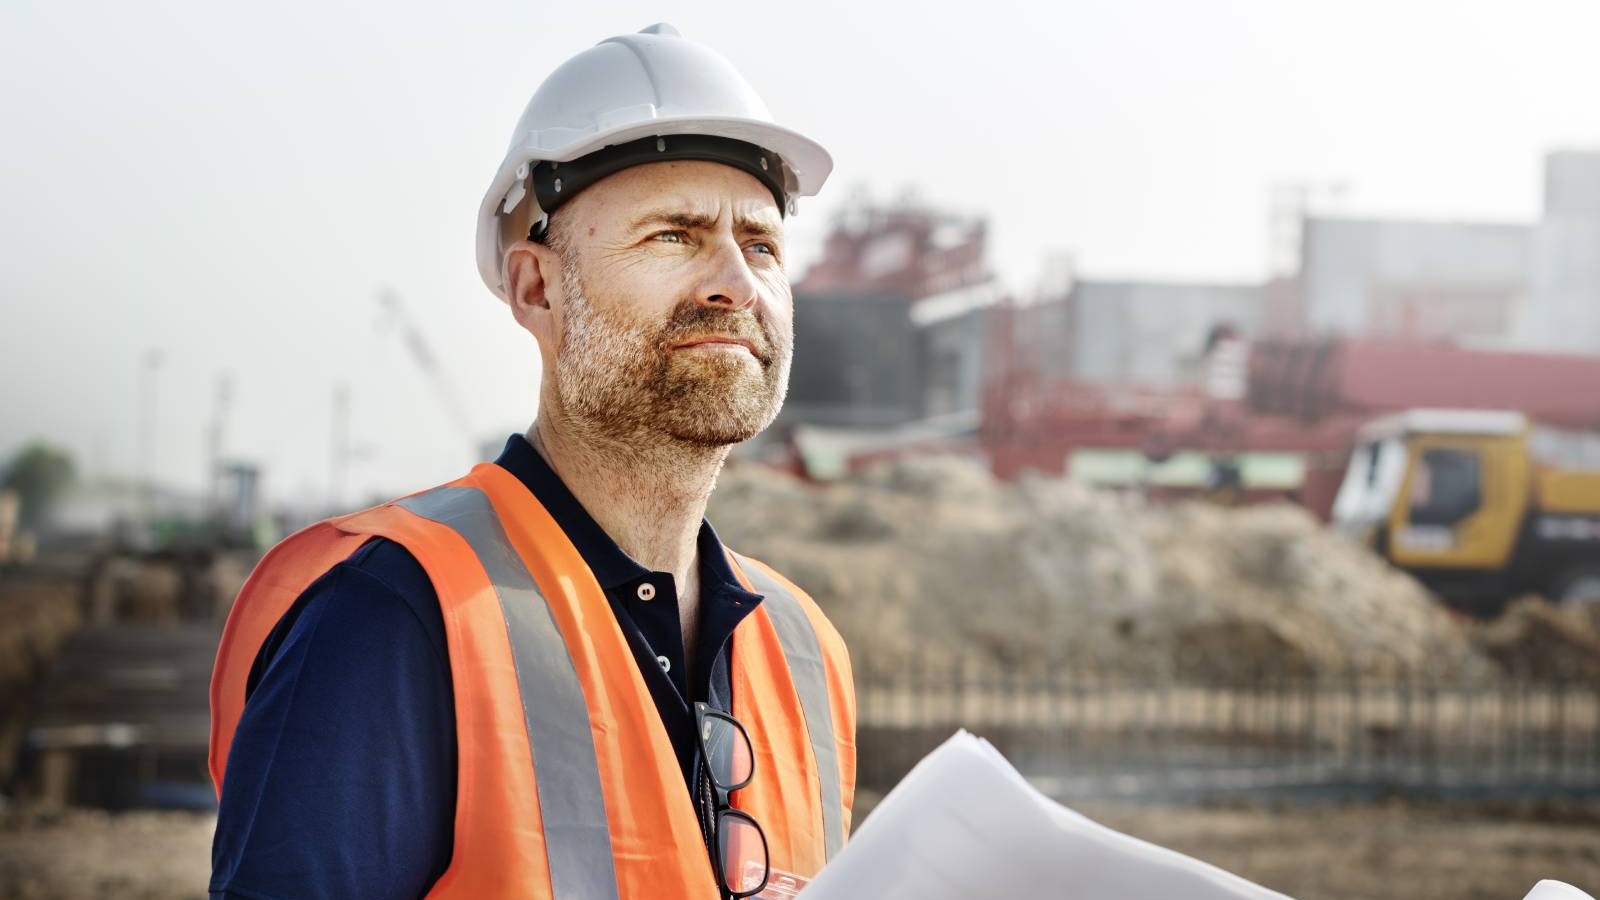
1335;410;1533;613
1398;436;1529;567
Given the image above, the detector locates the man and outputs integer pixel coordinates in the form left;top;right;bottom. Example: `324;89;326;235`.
209;24;855;900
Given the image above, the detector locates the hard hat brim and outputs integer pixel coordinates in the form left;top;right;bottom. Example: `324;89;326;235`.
476;115;832;302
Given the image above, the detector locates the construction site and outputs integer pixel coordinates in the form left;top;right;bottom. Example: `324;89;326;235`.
5;150;1600;896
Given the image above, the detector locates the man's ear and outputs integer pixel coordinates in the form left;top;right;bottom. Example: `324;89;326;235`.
504;239;563;342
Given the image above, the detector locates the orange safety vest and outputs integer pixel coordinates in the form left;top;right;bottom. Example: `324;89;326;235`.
209;462;856;899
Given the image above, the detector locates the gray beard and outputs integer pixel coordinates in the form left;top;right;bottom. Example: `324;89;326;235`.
551;257;792;450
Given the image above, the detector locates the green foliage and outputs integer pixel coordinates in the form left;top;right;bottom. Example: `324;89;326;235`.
2;440;77;529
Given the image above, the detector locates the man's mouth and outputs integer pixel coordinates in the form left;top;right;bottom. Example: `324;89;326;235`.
671;335;761;358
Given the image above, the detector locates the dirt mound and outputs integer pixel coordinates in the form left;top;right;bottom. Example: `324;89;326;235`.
710;457;1493;681
1472;596;1600;681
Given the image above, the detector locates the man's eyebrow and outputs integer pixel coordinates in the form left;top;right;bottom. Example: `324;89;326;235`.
734;215;784;244
628;210;718;232
627;209;784;242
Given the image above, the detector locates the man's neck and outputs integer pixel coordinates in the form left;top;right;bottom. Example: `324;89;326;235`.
526;416;728;651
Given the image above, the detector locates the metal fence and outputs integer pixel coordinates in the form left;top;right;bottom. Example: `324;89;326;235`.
855;654;1600;804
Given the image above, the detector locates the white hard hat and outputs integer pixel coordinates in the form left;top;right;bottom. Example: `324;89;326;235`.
476;23;833;302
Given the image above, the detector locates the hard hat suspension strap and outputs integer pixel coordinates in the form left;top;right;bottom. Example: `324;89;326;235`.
528;135;790;242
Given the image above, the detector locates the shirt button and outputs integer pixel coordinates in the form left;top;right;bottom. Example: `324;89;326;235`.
657;655;671;673
636;582;656;602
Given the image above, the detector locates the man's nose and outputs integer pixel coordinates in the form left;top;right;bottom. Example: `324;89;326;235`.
696;240;761;311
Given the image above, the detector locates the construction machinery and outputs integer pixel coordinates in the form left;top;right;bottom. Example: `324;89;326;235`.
982;334;1600;520
1332;408;1600;615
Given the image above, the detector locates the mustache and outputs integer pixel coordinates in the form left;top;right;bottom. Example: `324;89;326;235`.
656;303;777;363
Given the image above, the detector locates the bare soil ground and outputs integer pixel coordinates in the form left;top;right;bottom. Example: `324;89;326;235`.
1;802;1595;899
0;808;214;900
1082;800;1600;900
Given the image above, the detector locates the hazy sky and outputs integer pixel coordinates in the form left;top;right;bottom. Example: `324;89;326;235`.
4;0;1597;506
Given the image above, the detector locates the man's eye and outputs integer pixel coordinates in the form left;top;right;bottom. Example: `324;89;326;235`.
653;231;688;244
747;242;776;256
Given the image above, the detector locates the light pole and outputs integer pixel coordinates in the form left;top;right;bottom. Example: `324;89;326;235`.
207;372;234;521
137;348;164;535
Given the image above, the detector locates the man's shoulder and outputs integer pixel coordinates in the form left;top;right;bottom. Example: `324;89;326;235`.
246;535;448;697
298;534;444;641
338;534;435;597
280;532;442;633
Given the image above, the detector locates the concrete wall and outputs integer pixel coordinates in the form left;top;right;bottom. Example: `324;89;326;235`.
916;307;990;418
1521;151;1600;353
1300;217;1530;343
783;290;921;428
1068;281;1266;385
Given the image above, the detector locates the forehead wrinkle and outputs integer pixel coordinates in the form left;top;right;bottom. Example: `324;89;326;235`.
624;202;783;239
626;209;719;233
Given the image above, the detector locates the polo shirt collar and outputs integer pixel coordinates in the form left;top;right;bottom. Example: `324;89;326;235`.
491;433;758;603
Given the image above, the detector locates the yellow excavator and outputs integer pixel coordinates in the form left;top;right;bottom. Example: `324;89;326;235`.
1332;409;1600;616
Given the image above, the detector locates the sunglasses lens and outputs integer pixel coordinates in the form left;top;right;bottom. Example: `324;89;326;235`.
701;712;754;789
717;810;768;896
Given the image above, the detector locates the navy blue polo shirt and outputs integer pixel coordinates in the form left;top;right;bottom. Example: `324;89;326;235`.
210;434;763;900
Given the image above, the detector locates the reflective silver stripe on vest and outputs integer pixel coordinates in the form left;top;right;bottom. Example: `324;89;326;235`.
733;552;845;859
397;488;620;900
